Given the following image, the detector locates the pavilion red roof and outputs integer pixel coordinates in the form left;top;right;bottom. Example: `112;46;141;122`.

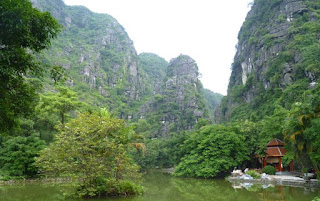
265;147;287;157
267;139;285;147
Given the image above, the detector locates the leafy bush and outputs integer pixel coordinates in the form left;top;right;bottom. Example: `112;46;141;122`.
76;178;145;198
262;165;276;175
174;125;249;178
312;196;320;201
246;170;261;179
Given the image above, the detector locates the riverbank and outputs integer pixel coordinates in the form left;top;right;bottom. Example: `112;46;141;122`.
0;177;74;185
228;174;320;188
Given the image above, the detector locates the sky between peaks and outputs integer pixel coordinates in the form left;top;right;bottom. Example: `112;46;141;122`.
63;0;253;95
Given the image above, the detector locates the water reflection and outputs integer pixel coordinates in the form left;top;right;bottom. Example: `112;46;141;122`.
0;172;318;201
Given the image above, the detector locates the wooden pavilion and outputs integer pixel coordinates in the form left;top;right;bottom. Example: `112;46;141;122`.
262;139;294;172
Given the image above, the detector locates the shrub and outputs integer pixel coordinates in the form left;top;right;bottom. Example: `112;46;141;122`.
263;165;276;175
312;196;320;201
76;178;145;198
246;170;261;179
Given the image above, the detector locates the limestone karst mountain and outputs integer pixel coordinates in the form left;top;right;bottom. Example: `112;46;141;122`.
31;0;222;137
215;0;320;123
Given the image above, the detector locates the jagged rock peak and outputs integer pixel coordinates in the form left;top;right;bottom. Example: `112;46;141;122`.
142;54;206;138
31;0;143;108
167;54;199;80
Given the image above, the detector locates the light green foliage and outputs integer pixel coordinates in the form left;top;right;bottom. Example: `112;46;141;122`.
246;170;261;179
174;125;249;178
0;134;46;178
36;112;143;197
37;86;85;124
0;0;61;132
312;196;320;201
262;165;276;175
247;184;263;192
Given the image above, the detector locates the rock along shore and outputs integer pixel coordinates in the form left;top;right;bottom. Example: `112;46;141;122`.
228;174;320;189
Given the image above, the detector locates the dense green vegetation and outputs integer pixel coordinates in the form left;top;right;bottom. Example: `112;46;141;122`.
0;0;61;132
174;124;249;178
0;0;146;198
36;111;144;197
2;1;320;200
221;0;320;122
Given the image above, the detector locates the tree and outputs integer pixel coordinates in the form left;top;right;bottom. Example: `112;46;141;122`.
0;0;61;132
36;112;144;198
0;134;46;178
37;86;84;124
174;125;249;178
284;87;320;175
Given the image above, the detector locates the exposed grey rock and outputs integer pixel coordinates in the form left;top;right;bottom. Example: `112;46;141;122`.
231;170;244;177
215;0;319;122
32;0;143;103
139;55;208;138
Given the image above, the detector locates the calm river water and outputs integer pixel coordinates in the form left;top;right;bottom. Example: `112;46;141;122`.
0;172;319;201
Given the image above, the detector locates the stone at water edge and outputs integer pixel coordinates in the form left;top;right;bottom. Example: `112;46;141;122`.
231;169;244;177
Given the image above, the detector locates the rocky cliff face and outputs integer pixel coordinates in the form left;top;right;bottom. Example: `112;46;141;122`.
32;0;221;136
32;0;143;114
140;55;208;138
138;53;168;96
215;0;320;122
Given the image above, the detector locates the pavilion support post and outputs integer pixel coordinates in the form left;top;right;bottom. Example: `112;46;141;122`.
290;161;294;172
279;157;282;172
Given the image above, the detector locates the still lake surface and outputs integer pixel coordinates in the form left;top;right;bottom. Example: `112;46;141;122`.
0;172;318;201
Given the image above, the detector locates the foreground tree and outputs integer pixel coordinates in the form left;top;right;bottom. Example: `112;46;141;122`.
0;0;61;132
36;112;144;198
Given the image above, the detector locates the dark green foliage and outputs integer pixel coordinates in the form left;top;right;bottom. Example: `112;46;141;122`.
0;134;46;178
262;165;276;175
283;86;320;176
0;0;61;132
131;131;189;170
174;125;249;178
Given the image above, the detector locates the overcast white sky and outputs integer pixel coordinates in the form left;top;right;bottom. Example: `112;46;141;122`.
63;0;252;95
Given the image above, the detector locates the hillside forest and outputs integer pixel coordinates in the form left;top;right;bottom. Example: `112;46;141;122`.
1;0;320;198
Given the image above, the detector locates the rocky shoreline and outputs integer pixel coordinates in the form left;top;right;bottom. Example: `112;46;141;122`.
228;174;320;189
